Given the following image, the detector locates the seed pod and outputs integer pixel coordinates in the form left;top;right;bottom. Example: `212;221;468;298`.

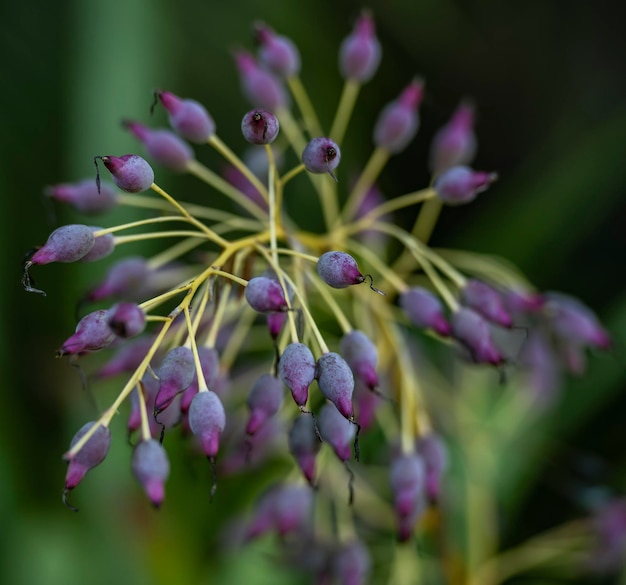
188;390;226;458
30;224;96;265
316;352;355;419
400;287;452;336
317;251;364;289
302;137;341;180
97;154;154;193
288;414;321;484
58;310;116;356
154;346;196;414
124;121;194;172
460;279;512;328
107;302;146;338
241;109;279;145
317;402;356;461
245;374;284;435
279;342;316;407
132;439;170;507
434;165;497;205
45;179;118;214
245;275;288;313
339;10;381;83
156;90;216;143
340;330;379;389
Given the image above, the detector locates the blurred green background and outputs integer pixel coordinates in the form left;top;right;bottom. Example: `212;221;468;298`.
1;0;625;583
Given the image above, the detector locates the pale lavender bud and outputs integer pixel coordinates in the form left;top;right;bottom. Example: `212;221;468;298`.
132;439;170;507
279;342;317;407
415;433;447;502
390;452;426;541
340;330;379;389
373;79;424;153
273;484;314;535
107;302;146;338
451;307;504;365
255;23;301;77
245;374;284;435
188;390;226;458
316;352;355;419
519;330;562;406
318;402;356;461
97;335;156;378
123;121;194;172
353;379;380;431
302;137;341;180
234;50;288;111
317;251;364;289
156;90;215;143
87;257;151;302
45;179;118;214
429;101;477;174
339;10;381;83
154;346;196;414
245;275;288;313
30;224;95;265
58;310;116;356
460;280;513;328
97;154;154;193
241;109;279;145
434;165;497;205
64;422;111;491
400;287;452;336
288;414;321;484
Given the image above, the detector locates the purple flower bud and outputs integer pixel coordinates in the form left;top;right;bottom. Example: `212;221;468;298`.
188;390;226;458
434;165;497;205
154;346;196;414
415;433;447;502
234;50;288;111
107;302;146;338
156;90;216;143
340;330;379;389
279;342;316;407
429;101;477;174
318;402;356;461
544;292;611;350
45;179;118;214
316;352;355;419
64;422;111;491
87;257;151;302
58;310;116;356
266;312;286;339
302;137;341;180
30;224;96;265
519;330;562;406
332;540;371;585
245;275;288;313
451;307;504;365
460;280;513;328
400;287;452;336
353;379;380;431
131;439;170;507
245;374;284;435
80;227;115;263
255;23;301;77
288;415;321;484
98;154;154;193
241;109;279;145
390;453;426;541
339;10;381;83
123;121;194;172
373;79;424;153
317;251;364;289
97;335;156;378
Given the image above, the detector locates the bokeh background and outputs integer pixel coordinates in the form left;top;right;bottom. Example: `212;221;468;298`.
1;0;626;583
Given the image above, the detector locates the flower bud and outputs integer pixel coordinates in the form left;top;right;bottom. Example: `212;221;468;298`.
64;422;111;492
288;414;321;484
415;433;447;502
390;452;426;541
245;374;284;435
97;336;156;378
30;224;96;265
302;137;341;180
107;302;146;338
97;154;154;193
234;50;288;111
451;307;504;365
400;287;452;336
132;439;170;507
45;179;118;214
241;109;279;145
156;90;216;143
429;101;477;174
279;342;316;407
58;310;117;356
316;352;355;419
255;23;301;77
339;10;381;83
460;280;512;328
188;390;226;458
434;165;497;205
317;251;364;289
318;402;356;461
340;330;379;389
373;79;423;153
245;275;288;313
87;257;151;302
80;227;115;263
154;346;196;414
332;540;371;585
123;121;194;172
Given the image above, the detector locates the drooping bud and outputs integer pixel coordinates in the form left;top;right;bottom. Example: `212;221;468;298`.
245;275;288;313
415;433;448;502
279;342;316;407
302;137;341;180
317;402;356;461
131;438;170;507
45;179;118;214
58;310;116;356
400;287;452;336
123;121;194;172
29;224;96;265
390;452;426;541
460;280;513;328
107;302;146;338
434;165;497;205
373;79;424;153
64;422;111;497
154;346;196;415
234;50;288;111
255;23;301;78
353;379;381;431
96;154;154;193
241;109;280;145
340;330;379;389
188;390;226;458
266;312;287;339
429;101;477;174
156;90;216;143
316;352;355;419
451;307;504;365
245;374;284;435
288;414;321;484
339;10;381;83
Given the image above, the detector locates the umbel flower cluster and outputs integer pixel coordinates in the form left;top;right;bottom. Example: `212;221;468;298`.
24;10;614;584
